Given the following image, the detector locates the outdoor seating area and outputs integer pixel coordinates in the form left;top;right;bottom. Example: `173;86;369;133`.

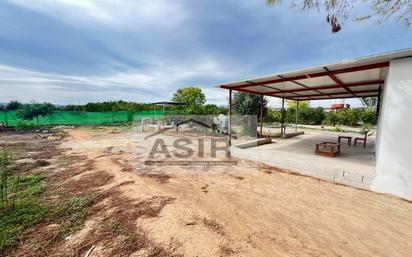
231;130;376;188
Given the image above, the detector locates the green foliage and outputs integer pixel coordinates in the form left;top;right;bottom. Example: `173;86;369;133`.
172;87;206;106
360;97;378;109
16;103;55;126
62;100;156;112
359;108;377;124
63;100;167;113
296;107;325;125
338;109;361;126
324;111;339;127
233;92;267;116
266;106;375;127
323;108;374;126
287;100;309;109
264;108;282;123
15;121;37;131
199;104;227;115
6;101;22;111
171;87;207;115
266;105;325;125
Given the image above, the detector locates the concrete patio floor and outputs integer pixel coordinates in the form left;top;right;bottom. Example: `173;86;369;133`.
231;130;376;189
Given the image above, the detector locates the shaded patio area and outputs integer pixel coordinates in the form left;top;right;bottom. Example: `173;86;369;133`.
231;131;376;188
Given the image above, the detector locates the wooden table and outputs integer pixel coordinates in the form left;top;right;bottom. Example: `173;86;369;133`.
315;141;341;157
338;135;352;146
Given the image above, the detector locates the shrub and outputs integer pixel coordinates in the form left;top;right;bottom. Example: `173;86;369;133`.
16;103;54;126
264;108;282;123
324;111;339;126
15;121;36;132
359;109;377;124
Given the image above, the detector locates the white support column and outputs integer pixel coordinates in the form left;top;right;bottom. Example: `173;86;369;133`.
371;57;412;200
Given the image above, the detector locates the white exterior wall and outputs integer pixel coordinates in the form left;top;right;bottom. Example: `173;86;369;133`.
372;57;412;200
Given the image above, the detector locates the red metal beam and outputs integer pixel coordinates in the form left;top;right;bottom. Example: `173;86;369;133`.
324;67;356;96
290;89;379;99
223;84;296;100
268;79;383;96
290;94;379;101
221;62;389;90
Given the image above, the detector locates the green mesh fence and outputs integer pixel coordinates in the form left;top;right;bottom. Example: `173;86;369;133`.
0;110;174;127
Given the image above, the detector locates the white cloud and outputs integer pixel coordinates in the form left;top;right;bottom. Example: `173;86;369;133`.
6;0;189;30
0;56;242;105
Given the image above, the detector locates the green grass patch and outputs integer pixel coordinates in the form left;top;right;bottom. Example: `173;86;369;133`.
0;176;102;251
52;193;101;238
0;175;47;252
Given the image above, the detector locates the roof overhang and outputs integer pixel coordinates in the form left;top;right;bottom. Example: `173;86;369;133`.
217;48;412;101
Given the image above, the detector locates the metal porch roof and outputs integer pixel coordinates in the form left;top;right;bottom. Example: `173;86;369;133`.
217;48;412;100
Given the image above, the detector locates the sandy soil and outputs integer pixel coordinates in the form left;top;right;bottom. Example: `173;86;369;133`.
6;126;411;257
51;126;412;257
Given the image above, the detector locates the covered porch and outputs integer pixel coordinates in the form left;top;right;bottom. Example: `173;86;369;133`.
217;48;412;199
216;50;412;189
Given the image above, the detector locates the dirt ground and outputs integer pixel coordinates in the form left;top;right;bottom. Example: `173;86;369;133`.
3;126;412;257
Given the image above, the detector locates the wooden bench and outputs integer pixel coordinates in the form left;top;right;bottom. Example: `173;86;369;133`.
315;141;341;157
282;131;305;138
354;131;375;148
338;135;352;146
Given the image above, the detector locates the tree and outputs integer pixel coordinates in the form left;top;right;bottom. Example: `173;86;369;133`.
265;108;282;123
16;103;55;126
172;87;206;106
299;107;325;125
360;108;377;124
336;109;359;126
172;87;206;115
360;97;378;109
201;104;227;115
6;100;22;111
232;92;267;116
287;100;309;109
266;0;412;32
324;110;339;127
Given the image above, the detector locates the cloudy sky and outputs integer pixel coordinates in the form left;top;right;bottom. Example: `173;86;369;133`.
0;0;411;107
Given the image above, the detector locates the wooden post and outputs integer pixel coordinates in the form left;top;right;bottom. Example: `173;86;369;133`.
281;98;285;136
228;89;232;146
260;94;264;138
